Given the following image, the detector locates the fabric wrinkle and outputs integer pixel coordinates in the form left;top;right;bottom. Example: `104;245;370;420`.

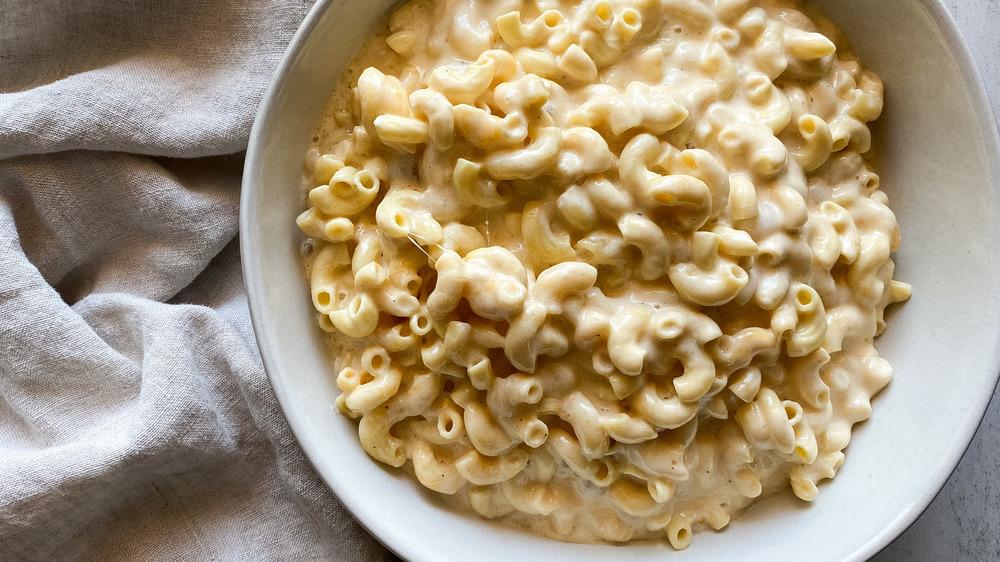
0;1;394;560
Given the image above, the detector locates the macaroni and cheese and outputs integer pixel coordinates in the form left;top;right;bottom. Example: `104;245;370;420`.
297;0;909;548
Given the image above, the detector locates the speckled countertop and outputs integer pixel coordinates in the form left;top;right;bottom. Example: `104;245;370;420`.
873;1;1000;560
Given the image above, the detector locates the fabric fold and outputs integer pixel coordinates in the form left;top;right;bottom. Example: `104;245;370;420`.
0;0;393;560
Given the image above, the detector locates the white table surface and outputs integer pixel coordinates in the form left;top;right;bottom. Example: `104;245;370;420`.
874;2;1000;559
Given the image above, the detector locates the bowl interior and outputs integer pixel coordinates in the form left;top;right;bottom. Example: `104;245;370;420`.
241;1;1000;560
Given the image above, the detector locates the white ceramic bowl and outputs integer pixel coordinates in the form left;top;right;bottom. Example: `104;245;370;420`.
241;1;1000;560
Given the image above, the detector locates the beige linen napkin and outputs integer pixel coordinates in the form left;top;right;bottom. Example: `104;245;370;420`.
0;1;391;559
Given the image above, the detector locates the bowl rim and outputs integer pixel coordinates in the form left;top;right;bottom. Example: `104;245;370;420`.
240;1;1000;560
857;0;1000;556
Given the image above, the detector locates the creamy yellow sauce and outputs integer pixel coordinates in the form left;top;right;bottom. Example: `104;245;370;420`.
298;0;908;548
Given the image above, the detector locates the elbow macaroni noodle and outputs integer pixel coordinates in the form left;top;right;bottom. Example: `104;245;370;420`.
297;0;910;548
